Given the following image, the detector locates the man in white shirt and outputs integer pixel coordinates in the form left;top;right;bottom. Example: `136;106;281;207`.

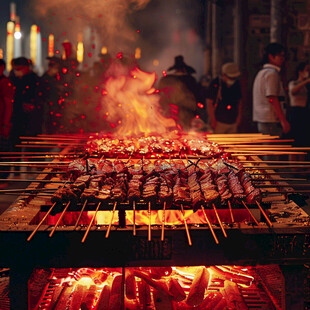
252;43;290;137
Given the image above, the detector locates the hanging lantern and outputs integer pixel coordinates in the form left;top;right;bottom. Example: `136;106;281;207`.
30;24;38;66
48;34;54;57
6;21;14;71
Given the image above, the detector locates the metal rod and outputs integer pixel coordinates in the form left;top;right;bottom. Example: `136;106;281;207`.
73;200;88;230
201;206;219;244
256;201;273;227
212;204;227;238
105;201;118;239
228;200;234;223
181;204;192;246
27;202;57;241
133;200;136;236
241;201;260;226
49;201;71;237
82;202;102;243
161;201;166;241
148;201;152;241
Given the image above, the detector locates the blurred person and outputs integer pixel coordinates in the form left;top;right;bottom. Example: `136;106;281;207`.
288;62;310;161
10;57;43;149
0;59;14;186
252;42;290;137
158;55;200;131
40;56;64;134
206;62;242;134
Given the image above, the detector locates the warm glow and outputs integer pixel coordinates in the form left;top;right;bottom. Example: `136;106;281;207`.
101;46;108;55
153;59;159;66
101;65;176;136
135;47;141;59
30;24;38;66
14;22;21;39
48;34;54;57
77;276;94;288
77;42;84;63
0;49;3;59
6;21;14;71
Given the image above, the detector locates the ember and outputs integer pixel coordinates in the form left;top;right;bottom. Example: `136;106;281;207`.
29;265;284;309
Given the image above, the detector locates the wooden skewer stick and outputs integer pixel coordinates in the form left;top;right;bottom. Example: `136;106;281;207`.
148;201;152;241
27;202;57;241
256;201;273;227
133;201;136;236
82;202;102;243
0;178;70;183
252;178;307;182
105;201;118;239
241;201;260;226
73;200;88;230
212;204;227;238
0;170;66;175
181;204;192;246
49;201;71;237
240;160;310;164
227;201;234;223
161;201;166;241
201;206;219;244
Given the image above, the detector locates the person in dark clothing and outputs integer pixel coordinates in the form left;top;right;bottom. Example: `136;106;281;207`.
40;56;64;134
10;57;43;149
0;59;14;184
158;55;200;131
206;62;242;134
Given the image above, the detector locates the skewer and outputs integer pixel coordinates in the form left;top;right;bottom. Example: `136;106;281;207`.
0;161;67;165
227;200;234;223
240;160;310;164
81;202;102;243
243;165;310;169
49;201;71;237
252;178;307;182
0;178;70;183
257;184;310;188
0;188;58;194
148;201;152;241
161;201;166;241
0;155;79;160
105;201;118;238
73;200;88;230
201;206;219;244
180;204;192;246
256;201;273;227
27;202;57;241
0;170;66;175
241;201;260;226
133;201;136;236
212;204;227;238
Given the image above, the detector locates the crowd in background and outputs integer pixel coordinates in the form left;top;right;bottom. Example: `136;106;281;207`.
1;42;310;182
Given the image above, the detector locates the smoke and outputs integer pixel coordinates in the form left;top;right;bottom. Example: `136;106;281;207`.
28;0;151;55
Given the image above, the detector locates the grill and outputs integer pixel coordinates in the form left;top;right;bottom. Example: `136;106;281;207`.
0;132;310;309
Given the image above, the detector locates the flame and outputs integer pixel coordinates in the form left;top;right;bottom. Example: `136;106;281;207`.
101;63;176;136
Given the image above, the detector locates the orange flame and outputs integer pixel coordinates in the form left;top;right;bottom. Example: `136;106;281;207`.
101;64;176;136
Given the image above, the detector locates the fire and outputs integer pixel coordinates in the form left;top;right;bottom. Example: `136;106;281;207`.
101;63;176;136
